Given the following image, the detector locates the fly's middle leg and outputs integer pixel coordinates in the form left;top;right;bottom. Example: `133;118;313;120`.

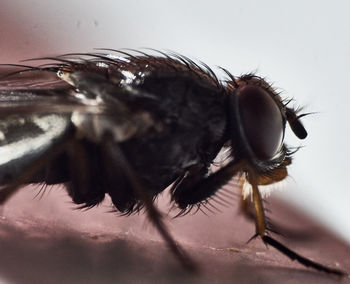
102;133;197;271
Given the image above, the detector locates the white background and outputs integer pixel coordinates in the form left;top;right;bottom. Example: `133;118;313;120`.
1;0;350;243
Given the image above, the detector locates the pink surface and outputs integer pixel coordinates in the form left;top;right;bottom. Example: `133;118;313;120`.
0;185;349;283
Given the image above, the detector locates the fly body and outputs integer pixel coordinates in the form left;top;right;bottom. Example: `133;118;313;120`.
0;50;344;276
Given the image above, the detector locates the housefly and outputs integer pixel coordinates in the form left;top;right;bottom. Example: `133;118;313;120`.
0;49;344;276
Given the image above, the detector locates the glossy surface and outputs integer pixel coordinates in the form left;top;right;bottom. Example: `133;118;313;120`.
237;85;284;160
0;113;71;183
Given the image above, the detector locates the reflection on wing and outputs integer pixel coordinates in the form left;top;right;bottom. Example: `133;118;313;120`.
0;69;76;184
0;113;72;184
0;69;104;116
0;66;156;185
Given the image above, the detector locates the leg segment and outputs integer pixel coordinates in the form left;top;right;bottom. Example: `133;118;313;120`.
172;161;244;210
65;140;105;208
103;135;196;271
247;170;345;276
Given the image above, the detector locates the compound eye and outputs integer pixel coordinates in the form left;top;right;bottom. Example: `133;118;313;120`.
237;85;284;160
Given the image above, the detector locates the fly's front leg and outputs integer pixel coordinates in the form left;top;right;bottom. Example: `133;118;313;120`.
249;173;266;239
246;170;345;276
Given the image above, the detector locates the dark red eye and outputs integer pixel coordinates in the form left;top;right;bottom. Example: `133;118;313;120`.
237;85;284;160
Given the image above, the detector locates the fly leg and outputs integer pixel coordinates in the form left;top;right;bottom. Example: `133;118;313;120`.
172;161;345;275
172;161;244;212
247;170;345;276
103;135;196;271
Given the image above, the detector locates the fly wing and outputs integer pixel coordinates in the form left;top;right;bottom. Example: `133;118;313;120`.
58;69;159;143
0;69;101;116
0;67;158;185
0;70;80;184
0;113;72;184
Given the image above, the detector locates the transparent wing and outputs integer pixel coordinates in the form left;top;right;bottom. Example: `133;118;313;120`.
0;67;157;184
0;70;78;184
